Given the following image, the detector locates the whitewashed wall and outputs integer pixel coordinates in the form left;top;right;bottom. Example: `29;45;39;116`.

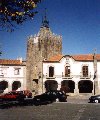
43;56;100;94
0;65;26;93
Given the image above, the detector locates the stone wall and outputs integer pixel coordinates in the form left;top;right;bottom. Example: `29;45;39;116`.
26;26;62;95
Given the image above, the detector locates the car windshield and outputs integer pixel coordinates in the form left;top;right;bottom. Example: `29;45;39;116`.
8;92;17;95
59;92;63;94
17;91;23;94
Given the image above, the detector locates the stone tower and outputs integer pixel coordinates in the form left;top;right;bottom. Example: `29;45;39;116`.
26;13;62;95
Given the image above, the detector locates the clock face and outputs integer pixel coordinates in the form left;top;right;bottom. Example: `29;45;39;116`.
66;57;69;63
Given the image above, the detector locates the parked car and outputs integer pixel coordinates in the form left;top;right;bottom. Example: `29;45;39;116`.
89;95;100;103
15;90;32;98
0;90;32;101
0;91;24;101
33;90;68;105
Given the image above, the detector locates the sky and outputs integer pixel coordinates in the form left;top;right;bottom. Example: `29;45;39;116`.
0;0;100;60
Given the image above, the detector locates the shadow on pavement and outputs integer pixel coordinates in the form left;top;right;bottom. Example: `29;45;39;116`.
0;99;52;109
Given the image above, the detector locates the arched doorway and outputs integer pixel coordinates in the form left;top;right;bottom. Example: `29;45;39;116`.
12;81;21;91
0;81;8;93
45;80;58;91
78;80;93;93
61;80;75;93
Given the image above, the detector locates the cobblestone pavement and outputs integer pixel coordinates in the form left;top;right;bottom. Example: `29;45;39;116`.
0;97;100;120
67;96;90;104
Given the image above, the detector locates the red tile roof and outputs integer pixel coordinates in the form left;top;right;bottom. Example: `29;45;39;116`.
0;59;22;65
72;54;100;61
44;54;100;62
47;54;63;62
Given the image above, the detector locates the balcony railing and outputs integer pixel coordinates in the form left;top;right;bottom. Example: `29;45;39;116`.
45;73;73;79
0;74;4;77
80;72;91;79
43;73;92;79
45;75;56;79
62;74;73;79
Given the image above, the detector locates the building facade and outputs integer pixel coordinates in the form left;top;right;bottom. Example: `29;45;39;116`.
42;54;100;96
26;14;62;94
0;59;26;93
26;13;100;96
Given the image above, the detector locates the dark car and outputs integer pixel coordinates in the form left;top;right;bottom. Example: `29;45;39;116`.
89;95;100;103
16;90;32;98
33;90;68;105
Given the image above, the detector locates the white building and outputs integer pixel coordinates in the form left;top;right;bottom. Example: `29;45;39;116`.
43;54;100;96
0;59;26;93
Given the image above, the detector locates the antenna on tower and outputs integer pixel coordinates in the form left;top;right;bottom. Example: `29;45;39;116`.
44;8;47;20
41;8;49;28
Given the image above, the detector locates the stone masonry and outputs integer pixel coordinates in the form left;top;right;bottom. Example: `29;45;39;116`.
26;14;62;95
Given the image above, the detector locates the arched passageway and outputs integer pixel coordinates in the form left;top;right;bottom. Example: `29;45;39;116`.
78;80;93;93
61;80;75;93
12;81;21;91
45;80;58;91
0;81;8;93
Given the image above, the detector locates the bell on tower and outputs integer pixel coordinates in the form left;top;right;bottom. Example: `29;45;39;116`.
41;8;49;28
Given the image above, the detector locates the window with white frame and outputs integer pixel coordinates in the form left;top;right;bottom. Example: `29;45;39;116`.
14;68;20;75
82;66;88;77
65;66;70;77
49;66;54;77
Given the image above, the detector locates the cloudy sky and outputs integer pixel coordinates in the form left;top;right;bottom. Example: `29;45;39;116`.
0;0;100;59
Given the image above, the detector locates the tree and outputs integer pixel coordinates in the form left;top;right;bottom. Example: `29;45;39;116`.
0;0;42;32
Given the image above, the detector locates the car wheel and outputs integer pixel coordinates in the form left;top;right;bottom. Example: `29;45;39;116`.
34;99;40;106
34;101;39;106
0;98;3;102
94;99;99;103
